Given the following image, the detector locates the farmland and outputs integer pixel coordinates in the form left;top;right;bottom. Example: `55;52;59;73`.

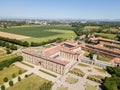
0;25;76;43
94;33;116;39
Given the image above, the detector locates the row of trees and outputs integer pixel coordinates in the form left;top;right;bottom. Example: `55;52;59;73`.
1;80;13;90
0;36;29;47
0;36;66;47
0;56;23;70
0;40;17;50
116;34;120;41
71;22;120;28
31;37;66;47
0;21;26;28
39;81;52;90
72;22;120;41
103;66;120;90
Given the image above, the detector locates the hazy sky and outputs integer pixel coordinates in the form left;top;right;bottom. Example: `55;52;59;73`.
0;0;120;19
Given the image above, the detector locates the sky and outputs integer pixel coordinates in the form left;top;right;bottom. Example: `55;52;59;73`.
0;0;120;20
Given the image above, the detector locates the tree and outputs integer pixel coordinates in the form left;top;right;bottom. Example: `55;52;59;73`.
3;77;8;82
1;85;5;90
6;48;11;54
89;52;94;60
39;82;52;90
9;80;13;86
18;76;21;81
12;73;16;78
18;70;22;74
22;41;29;47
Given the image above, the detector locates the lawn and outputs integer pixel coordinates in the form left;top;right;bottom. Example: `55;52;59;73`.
93;67;107;74
21;62;34;68
97;55;111;62
65;76;78;84
0;65;26;84
56;87;68;90
78;63;90;67
70;68;85;77
83;51;90;57
87;74;104;83
39;69;57;77
85;84;97;90
0;25;76;43
7;74;49;90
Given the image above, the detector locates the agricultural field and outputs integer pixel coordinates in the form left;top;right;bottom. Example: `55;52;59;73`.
94;33;116;39
7;74;49;90
0;25;76;43
84;26;100;30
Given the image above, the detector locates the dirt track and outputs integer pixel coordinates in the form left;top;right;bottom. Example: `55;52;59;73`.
0;31;31;40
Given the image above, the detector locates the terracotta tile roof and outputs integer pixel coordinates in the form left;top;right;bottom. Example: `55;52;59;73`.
91;37;120;43
94;44;120;54
43;45;62;57
49;58;69;65
64;41;79;47
61;49;81;55
43;40;82;56
109;58;120;64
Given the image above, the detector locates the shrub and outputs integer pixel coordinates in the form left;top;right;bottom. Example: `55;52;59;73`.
3;77;8;82
25;74;28;78
0;67;3;71
18;76;21;81
9;80;13;86
12;73;16;78
1;85;5;90
18;70;22;74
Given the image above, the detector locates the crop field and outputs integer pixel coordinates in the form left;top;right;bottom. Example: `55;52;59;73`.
94;33;116;39
0;25;76;43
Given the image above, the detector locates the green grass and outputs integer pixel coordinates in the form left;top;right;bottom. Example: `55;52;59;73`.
0;50;6;56
0;25;76;43
57;87;68;90
70;68;85;77
87;74;104;82
94;33;116;39
65;76;78;84
78;63;90;67
86;84;97;90
7;74;49;90
39;69;57;77
21;62;34;68
0;65;26;84
97;55;111;62
94;67;107;74
84;26;100;29
83;51;90;57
